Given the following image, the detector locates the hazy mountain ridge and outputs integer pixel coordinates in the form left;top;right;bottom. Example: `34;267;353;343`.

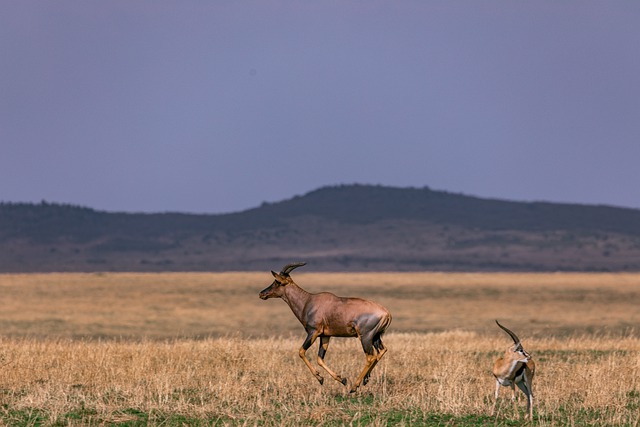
1;184;640;272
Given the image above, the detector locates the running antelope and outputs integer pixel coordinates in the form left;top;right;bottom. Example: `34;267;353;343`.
258;262;392;393
491;320;535;420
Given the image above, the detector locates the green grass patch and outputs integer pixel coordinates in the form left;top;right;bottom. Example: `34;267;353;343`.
0;405;634;426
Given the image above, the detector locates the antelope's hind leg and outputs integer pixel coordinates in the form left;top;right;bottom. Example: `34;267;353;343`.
350;353;377;393
516;378;534;420
316;336;347;386
350;334;387;393
363;335;387;385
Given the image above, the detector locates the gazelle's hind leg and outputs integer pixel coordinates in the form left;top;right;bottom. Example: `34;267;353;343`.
516;378;534;419
316;336;347;386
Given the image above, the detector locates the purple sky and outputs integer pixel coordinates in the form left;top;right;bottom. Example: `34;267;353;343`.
2;2;639;214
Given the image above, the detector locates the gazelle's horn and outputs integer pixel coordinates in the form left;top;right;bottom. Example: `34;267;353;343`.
495;320;521;345
280;262;307;276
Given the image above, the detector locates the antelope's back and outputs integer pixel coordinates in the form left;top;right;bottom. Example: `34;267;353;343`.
310;292;390;336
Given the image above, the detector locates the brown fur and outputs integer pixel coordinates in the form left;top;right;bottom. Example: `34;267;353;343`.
490;321;535;420
259;263;391;392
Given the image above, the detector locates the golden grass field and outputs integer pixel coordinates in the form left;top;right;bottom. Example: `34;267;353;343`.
0;272;638;426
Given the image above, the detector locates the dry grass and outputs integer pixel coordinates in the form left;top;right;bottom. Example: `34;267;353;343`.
0;272;638;425
0;272;639;338
0;334;638;426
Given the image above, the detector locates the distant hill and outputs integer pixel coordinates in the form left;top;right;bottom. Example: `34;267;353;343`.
2;184;640;272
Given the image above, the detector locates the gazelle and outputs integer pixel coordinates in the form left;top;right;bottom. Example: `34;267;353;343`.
491;320;535;420
259;262;392;393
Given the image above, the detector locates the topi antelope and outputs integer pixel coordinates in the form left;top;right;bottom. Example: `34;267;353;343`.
491;320;536;420
259;262;392;393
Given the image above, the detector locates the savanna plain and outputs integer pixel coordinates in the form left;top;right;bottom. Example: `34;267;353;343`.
0;272;638;426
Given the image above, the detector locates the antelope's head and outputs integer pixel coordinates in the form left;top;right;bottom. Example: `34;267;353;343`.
259;262;306;300
496;320;531;363
507;342;531;363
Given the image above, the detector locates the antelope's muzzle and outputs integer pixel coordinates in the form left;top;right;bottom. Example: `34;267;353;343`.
259;289;270;300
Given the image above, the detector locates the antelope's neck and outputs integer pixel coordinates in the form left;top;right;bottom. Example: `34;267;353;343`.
282;283;312;325
507;359;523;378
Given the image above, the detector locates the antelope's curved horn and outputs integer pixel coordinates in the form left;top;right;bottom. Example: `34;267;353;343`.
280;262;307;275
495;320;521;345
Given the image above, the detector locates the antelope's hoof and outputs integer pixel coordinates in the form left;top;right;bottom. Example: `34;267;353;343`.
349;386;358;394
340;378;347;386
317;376;324;385
363;376;370;386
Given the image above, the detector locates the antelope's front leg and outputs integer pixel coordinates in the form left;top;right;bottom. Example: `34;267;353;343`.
510;384;519;418
299;331;324;385
490;379;501;416
316;336;347;386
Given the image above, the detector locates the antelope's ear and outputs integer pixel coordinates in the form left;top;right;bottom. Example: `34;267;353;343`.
271;271;286;282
